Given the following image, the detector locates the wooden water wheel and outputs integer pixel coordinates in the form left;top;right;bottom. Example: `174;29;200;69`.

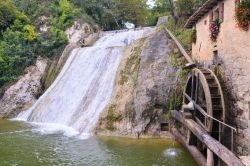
182;68;225;139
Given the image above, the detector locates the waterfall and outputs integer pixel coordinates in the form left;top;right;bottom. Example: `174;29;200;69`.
15;28;153;137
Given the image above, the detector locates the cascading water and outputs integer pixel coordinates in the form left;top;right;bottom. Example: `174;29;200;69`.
15;28;154;137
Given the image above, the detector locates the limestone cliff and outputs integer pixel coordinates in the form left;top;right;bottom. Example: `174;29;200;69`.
96;27;187;137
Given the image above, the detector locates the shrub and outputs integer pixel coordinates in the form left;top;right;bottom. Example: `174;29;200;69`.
23;25;38;42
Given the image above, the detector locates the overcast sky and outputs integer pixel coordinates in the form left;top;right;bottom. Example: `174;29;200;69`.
147;0;155;8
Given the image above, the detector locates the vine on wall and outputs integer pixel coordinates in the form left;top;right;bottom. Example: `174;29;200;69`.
189;29;197;43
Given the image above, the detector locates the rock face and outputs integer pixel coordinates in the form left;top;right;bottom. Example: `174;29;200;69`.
0;58;48;118
133;29;180;135
65;21;99;46
97;27;185;137
156;16;169;26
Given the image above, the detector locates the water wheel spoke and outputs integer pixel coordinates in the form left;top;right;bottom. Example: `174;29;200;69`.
191;71;195;99
183;68;225;133
195;73;199;103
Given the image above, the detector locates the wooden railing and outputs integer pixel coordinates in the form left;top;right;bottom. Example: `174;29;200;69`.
172;110;245;166
163;27;194;64
184;93;236;152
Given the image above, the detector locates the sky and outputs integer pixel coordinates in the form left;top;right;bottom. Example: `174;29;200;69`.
147;0;156;8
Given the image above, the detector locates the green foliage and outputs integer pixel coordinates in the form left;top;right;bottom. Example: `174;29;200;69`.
59;0;74;26
0;0;28;32
144;6;168;26
51;27;68;47
0;0;79;88
190;29;197;43
166;17;192;51
116;0;148;27
50;0;79;30
23;25;38;42
70;0;120;30
70;0;151;30
175;0;195;18
0;23;38;86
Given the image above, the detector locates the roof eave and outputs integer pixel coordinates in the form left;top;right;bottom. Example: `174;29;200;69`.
184;0;222;28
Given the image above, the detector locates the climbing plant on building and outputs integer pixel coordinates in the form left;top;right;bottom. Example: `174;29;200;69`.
209;18;221;41
235;0;250;31
189;29;196;43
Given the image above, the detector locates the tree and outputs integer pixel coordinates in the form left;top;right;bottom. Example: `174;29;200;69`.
115;0;148;27
0;0;19;32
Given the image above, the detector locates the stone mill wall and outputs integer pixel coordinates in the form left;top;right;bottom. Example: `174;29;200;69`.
191;0;250;156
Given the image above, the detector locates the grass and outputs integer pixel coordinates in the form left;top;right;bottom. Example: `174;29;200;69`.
166;17;193;52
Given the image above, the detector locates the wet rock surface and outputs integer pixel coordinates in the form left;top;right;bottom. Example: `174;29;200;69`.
97;27;184;138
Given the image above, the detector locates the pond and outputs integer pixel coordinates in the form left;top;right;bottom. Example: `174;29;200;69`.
0;120;197;166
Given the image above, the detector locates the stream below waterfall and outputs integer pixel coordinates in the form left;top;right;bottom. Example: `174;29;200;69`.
0;120;197;166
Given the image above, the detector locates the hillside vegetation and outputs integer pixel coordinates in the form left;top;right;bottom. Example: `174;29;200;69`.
0;0;206;93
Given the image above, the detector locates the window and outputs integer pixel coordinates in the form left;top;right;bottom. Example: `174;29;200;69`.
235;0;240;6
209;3;224;23
214;8;220;21
209;11;213;23
219;3;224;22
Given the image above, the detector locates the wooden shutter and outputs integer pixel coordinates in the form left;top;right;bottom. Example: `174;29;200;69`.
209;11;213;23
219;3;224;22
235;0;240;7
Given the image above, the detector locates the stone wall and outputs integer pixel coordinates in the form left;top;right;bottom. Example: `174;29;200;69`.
191;0;250;156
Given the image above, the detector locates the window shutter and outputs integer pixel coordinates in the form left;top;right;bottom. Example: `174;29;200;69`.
235;0;240;7
209;12;213;23
219;3;224;22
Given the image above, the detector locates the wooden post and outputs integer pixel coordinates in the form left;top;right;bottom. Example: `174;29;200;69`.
172;128;207;166
164;28;194;64
207;149;214;166
171;110;245;166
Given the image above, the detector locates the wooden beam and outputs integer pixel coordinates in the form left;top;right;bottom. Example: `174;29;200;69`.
164;28;194;64
171;110;245;166
171;128;207;166
185;0;221;28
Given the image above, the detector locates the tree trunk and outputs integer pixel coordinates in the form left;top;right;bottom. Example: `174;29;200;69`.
168;0;178;24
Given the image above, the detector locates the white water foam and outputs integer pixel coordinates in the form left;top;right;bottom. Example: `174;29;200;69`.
14;28;154;138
